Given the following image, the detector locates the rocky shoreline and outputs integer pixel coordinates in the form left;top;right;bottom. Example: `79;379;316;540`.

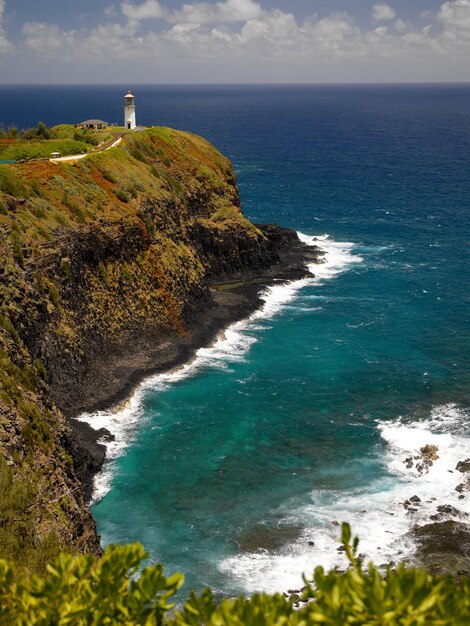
1;126;332;561
406;450;470;576
68;224;470;579
69;226;324;500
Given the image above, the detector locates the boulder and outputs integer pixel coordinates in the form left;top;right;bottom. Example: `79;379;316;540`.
420;444;439;461
410;520;470;574
456;459;470;473
437;504;467;517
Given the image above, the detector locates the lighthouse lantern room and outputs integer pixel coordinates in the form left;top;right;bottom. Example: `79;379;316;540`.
124;91;136;130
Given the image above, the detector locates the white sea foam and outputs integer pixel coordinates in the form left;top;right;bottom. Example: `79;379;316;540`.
77;231;469;594
219;403;470;594
77;233;363;502
298;233;363;282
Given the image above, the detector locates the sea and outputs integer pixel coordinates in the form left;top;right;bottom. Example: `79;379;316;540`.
2;84;469;596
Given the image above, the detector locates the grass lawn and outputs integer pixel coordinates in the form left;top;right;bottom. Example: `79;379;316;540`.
0;138;91;161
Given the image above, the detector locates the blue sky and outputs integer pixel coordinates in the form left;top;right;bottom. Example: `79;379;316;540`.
1;0;469;82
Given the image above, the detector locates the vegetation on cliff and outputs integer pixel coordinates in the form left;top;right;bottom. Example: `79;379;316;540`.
1;126;467;623
0;126;291;572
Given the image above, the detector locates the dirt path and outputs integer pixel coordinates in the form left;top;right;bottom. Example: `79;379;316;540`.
50;133;125;164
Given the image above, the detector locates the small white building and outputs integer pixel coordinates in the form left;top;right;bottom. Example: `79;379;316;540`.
80;119;109;130
124;91;136;130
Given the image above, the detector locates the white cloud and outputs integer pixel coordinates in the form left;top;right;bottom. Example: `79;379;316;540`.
241;10;297;47
394;18;408;33
303;13;362;55
0;0;13;53
169;0;263;24
121;0;166;22
22;20;142;60
122;0;263;25
16;0;470;81
22;22;75;52
438;0;470;43
372;3;396;22
374;26;389;36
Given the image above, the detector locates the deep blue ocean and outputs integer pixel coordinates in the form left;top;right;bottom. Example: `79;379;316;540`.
2;84;469;595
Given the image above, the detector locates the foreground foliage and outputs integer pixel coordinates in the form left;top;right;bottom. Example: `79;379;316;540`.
1;524;469;625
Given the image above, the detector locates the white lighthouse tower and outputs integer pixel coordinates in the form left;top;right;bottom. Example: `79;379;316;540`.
124;90;136;130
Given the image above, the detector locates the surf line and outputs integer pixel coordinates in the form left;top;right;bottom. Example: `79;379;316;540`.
77;233;363;502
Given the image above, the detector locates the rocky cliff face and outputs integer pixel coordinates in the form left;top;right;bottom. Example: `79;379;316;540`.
0;127;317;569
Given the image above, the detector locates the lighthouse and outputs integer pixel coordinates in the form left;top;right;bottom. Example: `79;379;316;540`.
124;90;136;130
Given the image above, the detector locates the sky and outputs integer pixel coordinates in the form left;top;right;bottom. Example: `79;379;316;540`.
0;0;469;83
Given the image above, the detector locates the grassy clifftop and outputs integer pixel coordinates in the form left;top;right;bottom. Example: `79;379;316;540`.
0;127;287;572
0;126;256;239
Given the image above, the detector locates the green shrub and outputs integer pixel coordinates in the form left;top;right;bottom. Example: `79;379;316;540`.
59;257;72;281
0;314;20;344
21;122;51;140
20;400;53;450
113;187;129;202
9;232;24;267
0;167;25;196
130;145;150;164
0;458;62;573
71;129;100;146
0;543;183;624
36;224;52;241
47;284;60;308
34;358;47;381
1;524;470;624
150;164;162;179
29;178;43;197
172;524;470;625
101;169;118;183
97;262;109;284
162;173;184;197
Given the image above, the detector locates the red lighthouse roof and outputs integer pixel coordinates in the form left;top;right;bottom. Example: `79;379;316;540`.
124;91;135;99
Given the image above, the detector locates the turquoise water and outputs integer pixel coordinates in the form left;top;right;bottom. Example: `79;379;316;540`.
45;84;470;595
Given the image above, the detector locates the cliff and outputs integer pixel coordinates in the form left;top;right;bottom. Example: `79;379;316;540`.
0;127;320;570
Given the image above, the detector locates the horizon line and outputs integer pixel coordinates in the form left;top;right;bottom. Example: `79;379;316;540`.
1;81;469;87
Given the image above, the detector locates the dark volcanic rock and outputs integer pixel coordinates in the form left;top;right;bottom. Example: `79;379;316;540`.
421;444;439;459
410;520;470;574
456;481;470;493
71;419;109;502
403;445;439;475
456;459;470;473
429;504;468;523
437;504;467;517
236;522;304;553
